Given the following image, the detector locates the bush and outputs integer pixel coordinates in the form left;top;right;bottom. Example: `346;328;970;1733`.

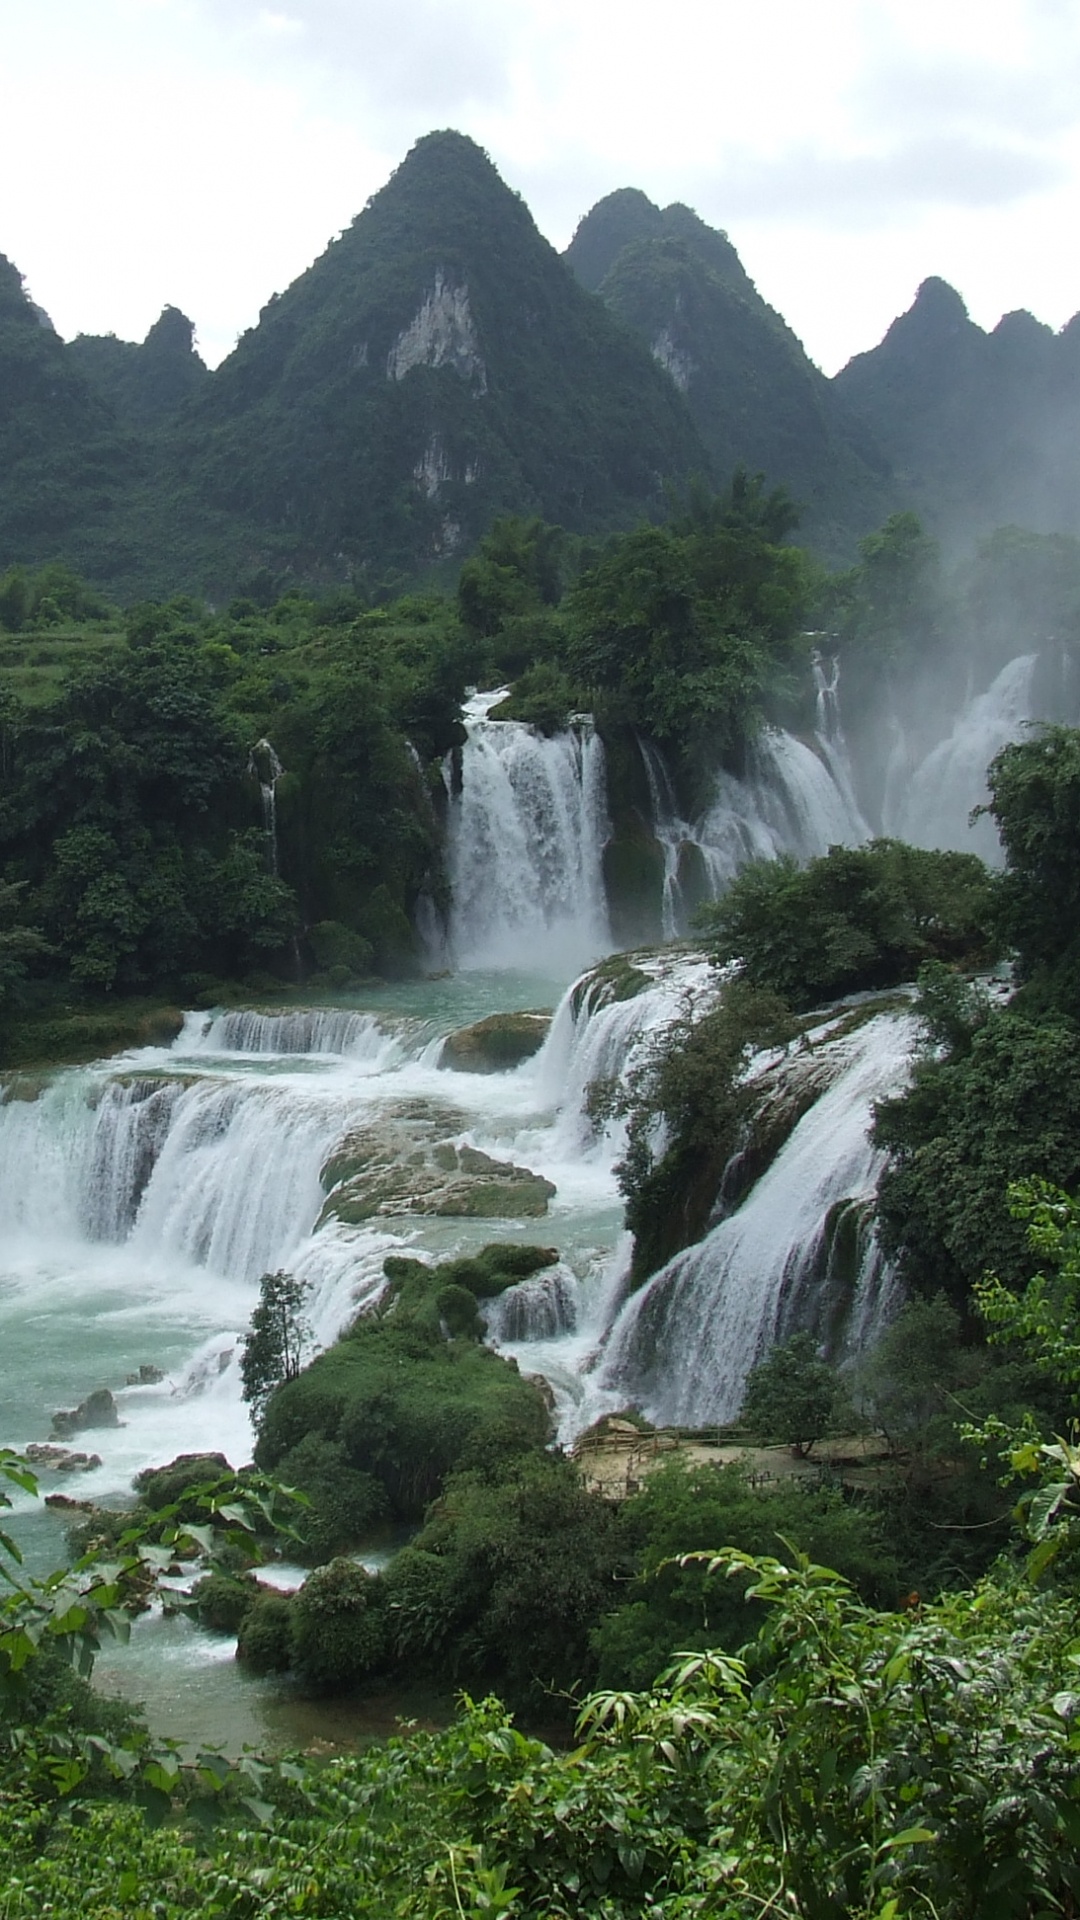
382;1455;621;1715
189;1571;259;1634
236;1591;295;1673
290;1559;387;1693
591;1459;900;1691
698;839;999;1009
270;1433;388;1562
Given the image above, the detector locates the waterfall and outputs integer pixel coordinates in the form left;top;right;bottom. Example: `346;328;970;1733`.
445;690;611;973
248;738;284;874
695;725;869;892
586;1009;914;1429
179;1007;411;1068
530;953;718;1161
637;737;691;939
0;1071;349;1283
883;654;1038;860
483;1263;580;1343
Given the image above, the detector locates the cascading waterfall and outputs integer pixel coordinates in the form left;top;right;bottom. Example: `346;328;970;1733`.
696;725;869;890
445;689;611;972
180;1007;411;1067
582;1009;913;1430
637;737;693;939
0;1070;349;1284
883;654;1038;859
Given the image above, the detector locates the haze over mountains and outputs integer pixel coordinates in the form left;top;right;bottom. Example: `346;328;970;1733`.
1;128;1077;602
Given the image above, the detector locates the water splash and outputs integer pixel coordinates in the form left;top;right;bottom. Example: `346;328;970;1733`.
884;654;1037;860
582;1009;914;1430
446;690;611;973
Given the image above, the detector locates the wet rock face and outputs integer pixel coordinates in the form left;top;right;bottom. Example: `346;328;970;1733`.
439;1010;551;1073
320;1109;556;1223
51;1387;121;1437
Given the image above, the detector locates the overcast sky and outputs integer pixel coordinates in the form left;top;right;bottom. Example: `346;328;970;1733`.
2;0;1078;375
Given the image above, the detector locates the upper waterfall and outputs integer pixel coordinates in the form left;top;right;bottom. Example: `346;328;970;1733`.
883;653;1038;860
445;689;611;973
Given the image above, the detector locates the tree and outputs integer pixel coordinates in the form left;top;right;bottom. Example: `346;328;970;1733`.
697;839;999;1010
986;724;1080;1013
240;1271;309;1425
738;1331;841;1456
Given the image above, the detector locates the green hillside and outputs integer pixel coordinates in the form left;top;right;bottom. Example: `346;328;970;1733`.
566;190;897;557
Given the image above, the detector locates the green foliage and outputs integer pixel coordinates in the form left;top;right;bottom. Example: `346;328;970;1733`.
699;839;999;1010
738;1331;846;1455
290;1558;387;1693
5;1548;1077;1919
986;723;1080;1014
383;1454;622;1715
270;1433;387;1563
875;1009;1080;1301
240;1271;310;1425
563;476;814;777
235;1591;294;1675
255;1253;552;1519
611;978;795;1280
593;1459;899;1690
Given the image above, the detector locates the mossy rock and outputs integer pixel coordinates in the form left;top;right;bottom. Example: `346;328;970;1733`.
321;1116;555;1223
570;951;653;1016
603;833;665;949
439;1010;551;1073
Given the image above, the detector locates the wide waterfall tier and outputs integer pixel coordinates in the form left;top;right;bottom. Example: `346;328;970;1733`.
176;1007;416;1068
445;689;611;973
883;653;1038;860
582;1006;915;1431
0;1071;347;1282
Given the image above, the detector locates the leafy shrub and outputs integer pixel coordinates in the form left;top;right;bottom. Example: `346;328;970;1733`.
290;1559;387;1693
236;1591;295;1673
189;1570;259;1634
698;839;999;1009
269;1433;388;1562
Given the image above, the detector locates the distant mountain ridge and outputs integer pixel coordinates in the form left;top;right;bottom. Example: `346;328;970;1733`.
834;276;1080;549
1;131;1078;602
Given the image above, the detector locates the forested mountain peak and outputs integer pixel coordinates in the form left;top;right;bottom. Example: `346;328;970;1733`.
68;304;208;428
567;188;896;556
835;274;1080;548
155;129;707;596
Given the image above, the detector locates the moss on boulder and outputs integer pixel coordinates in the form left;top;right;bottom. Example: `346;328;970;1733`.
439;1010;550;1073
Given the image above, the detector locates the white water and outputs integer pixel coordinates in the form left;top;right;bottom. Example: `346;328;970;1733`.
579;1009;914;1431
445;690;611;973
883;654;1038;859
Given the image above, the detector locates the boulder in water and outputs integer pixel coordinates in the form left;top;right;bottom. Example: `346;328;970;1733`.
51;1388;121;1437
439;1010;551;1073
321;1114;556;1222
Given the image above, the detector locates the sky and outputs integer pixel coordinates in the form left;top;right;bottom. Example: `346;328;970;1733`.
1;0;1078;375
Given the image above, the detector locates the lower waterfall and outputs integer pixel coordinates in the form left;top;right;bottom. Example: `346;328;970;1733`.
583;1009;913;1430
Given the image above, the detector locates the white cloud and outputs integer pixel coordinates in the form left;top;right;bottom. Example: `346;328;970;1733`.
0;0;1077;373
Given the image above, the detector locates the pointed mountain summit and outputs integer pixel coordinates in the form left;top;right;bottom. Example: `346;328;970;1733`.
566;190;896;556
0;254;135;569
160;131;707;593
69;306;208;428
835;279;1080;546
